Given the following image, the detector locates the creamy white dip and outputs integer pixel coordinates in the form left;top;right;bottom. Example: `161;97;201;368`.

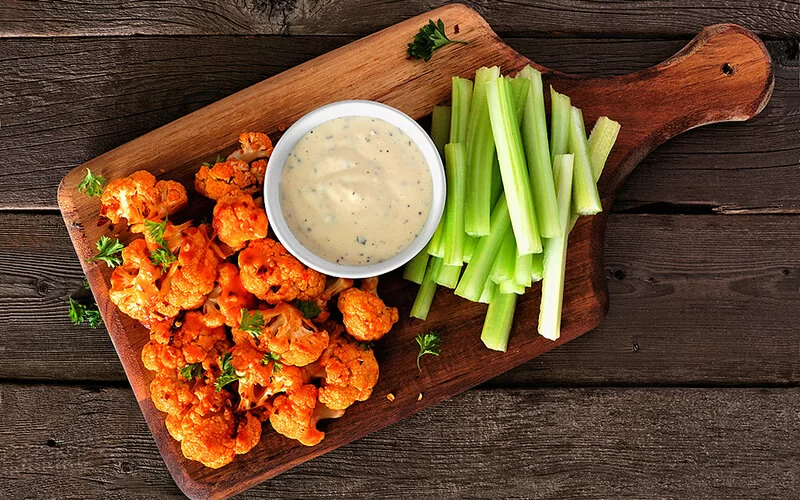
279;115;433;266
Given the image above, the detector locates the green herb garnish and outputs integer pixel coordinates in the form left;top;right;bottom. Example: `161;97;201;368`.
293;300;321;319
87;236;124;267
201;154;226;167
214;352;240;392
68;297;103;328
239;309;265;339
179;362;202;381
407;19;468;62
415;330;442;371
261;352;282;372
144;217;177;271
78;168;107;197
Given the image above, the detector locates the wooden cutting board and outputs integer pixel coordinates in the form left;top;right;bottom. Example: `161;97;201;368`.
57;4;773;499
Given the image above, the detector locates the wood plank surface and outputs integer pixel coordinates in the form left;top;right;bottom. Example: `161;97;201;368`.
0;37;795;211
1;383;795;498
1;0;798;37
3;212;797;385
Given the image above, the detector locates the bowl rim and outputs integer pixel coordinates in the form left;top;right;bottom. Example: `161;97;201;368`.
264;99;445;279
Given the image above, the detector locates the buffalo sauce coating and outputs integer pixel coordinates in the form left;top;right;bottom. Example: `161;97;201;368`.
280;116;433;266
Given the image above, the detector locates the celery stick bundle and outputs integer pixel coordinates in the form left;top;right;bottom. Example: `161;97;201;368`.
404;66;620;351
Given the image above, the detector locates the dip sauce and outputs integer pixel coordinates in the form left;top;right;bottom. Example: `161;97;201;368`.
280;115;433;266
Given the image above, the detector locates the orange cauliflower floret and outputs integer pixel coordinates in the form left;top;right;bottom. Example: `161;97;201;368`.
229;342;303;413
238;238;325;304
227;132;274;163
203;263;257;329
100;170;187;225
109;239;165;328
312;278;354;324
131;218;192;254
269;384;343;446
212;191;269;251
150;370;196;416
155;225;219;317
337;277;398;342
195;158;267;201
142;311;230;375
309;332;380;410
169;384;261;468
237;303;329;367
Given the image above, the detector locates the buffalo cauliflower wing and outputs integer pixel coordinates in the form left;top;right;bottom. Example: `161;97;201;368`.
269;384;343;446
310;332;380;410
238;238;325;304
194;158;267;201
100;170;187;225
255;303;329;367
229;342;303;413
337;277;399;342
312;278;354;324
142;311;230;376
227;132;274;163
109;239;165;328
150;370;196;416
203;262;257;329
212;192;269;251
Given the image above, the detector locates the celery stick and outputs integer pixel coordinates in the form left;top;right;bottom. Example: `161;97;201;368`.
463;235;477;263
403;242;429;284
465;67;500;237
499;279;525;295
455;194;511;302
411;258;440;320
478;278;497;304
588;116;621;182
430;105;451;159
568;106;602;215
490;228;516;285
507;76;531;125
519;66;560;239
486;77;542;255
481;292;518;352
531;252;544;282
434;263;462;289
426;105;452;257
538;154;574;340
442;143;467;265
515;251;533;288
549;88;571;163
450;77;473;143
490;154;503;206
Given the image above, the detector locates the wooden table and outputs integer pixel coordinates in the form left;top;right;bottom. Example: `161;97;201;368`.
1;1;797;497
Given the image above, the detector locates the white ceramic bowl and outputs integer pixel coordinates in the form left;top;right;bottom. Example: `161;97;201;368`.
264;100;445;279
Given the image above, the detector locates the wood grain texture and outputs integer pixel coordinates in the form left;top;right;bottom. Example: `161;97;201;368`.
1;383;796;498
1;0;799;37
3;213;798;386
1;37;793;211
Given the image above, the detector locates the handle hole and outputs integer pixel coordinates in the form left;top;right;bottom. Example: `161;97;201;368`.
721;63;735;76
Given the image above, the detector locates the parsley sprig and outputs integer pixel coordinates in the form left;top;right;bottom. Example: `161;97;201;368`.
262;352;283;372
69;297;103;328
87;236;124;267
78;168;107;197
293;300;321;319
214;352;240;392
144;218;177;271
179;362;203;381
415;330;442;371
239;309;265;339
201;154;225;168
407;19;468;62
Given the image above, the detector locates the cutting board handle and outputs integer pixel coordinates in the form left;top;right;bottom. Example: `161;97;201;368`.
542;24;774;198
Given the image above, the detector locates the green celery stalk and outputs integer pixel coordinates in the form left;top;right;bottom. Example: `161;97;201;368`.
481;292;518;352
426;104;453;257
490;227;516;285
463;235;477;263
478;278;497;304
549;88;571;164
486;76;542;255
450;77;474;143
538;154;574;340
588;116;621;182
531;252;544;282
465;66;501;236
411;257;440;320
430;105;452;159
568;106;602;215
519;66;560;239
403;242;429;284
507;76;531;125
434;263;462;289
490;154;503;206
455;194;511;302
499;280;525;295
442;143;468;265
515;251;533;288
